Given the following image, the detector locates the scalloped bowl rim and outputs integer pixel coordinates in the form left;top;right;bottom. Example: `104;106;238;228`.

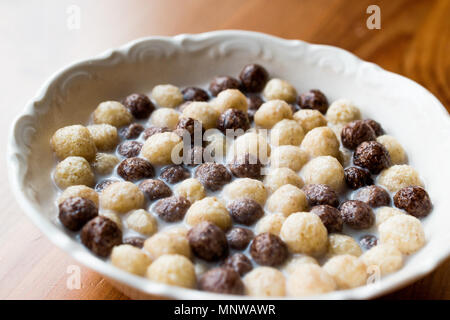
7;30;450;300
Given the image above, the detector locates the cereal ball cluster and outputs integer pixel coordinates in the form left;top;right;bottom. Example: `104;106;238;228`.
287;264;336;297
87;124;118;151
378;164;423;192
270;119;305;146
54;156;95;189
146;254;196;288
141;132;182;165
111;244;151;276
151;84;183;108
293;109;327;133
51;125;97;161
301;126;340;158
254;100;293;128
243;267;286;297
267;184;308;216
185;197;231;231
301;156;345;192
223;178;267;206
100;181;144;213
93;101;132;127
263;78;297;103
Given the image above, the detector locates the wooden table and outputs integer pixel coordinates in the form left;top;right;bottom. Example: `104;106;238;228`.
0;0;449;300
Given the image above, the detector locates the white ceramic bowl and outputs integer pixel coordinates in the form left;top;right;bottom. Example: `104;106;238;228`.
7;30;450;300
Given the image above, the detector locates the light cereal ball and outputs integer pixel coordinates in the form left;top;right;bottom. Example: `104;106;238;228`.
151;84;183;108
185;197;231;230
51;125;97;161
243;267;286;297
92;153;119;175
126;209;157;236
284;255;319;274
326;99;361;125
301;156;345;192
99;211;123;229
54;156;95;189
361;244;403;275
150;108;180;130
263;78;297;103
141;132;182;165
293;109;327;133
166;226;189;237
144;231;191;259
376;135;407;165
264;167;304;193
280;212;328;256
287;264;336;297
270;119;305;146
87;124;118;151
223;178;267;206
300;127;340;158
233;131;271;159
146;254;196;289
100;181;144;213
111;244;151;276
323;254;367;289
254;100;293;129
174;178;205;203
326;234;362;257
212;89;248;114
57;185;99;207
267;184;308;216
379;214;425;254
255;213;286;236
377;165;424;193
270;146;309;172
182;102;220;129
93;101;132;127
375;206;405;226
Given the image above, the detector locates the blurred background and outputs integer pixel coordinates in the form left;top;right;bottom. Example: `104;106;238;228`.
0;0;449;299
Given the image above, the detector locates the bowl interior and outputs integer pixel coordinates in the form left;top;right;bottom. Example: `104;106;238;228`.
9;31;450;299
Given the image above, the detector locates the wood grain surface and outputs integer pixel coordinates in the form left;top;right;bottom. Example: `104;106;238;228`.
0;0;449;300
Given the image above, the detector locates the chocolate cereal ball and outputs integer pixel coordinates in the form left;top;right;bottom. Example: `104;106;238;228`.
325;99;361;125
379;214;425;254
223;253;253;276
229;153;263;179
117;157;154;181
93;101;132;127
117;141;143;158
227;227;254;250
57;185;99;207
223;178;268;206
174;117;203;142
243;267;286;297
271;119;305;147
263;78;297;103
150;108;180;130
327;234;362;257
297;89;329;114
286;264;336;297
185;197;232;231
250;233;288;266
188;221;228;261
280;212;328;256
267;184;308;217
239;64;268;92
344;167;373;190
199;267;244;295
142;126;170;140
354;185;390;207
182;101;220;130
340;200;375;230
302;156;345;192
228;198;264;226
87;124;118;151
160;164;190;184
270;145;308;171
255;213;286;236
353;141;391;174
254;100;293;129
139;179;172;201
92;153;119;175
182;87;209;102
212;89;248;114
340;120;376;150
217;109;250;133
209;76;240;96
151;84;183;108
144;230;191;259
59;197;98;231
51;125;97;161
195;163;231;191
100;181;144;213
293;109;327;133
323;255;367;289
303;184;339;207
361;244;403;275
146;254;196;289
376;135;407;165
174;178;205;203
141;132;182;165
154;196;191;222
126;209;157;236
363;119;384;136
359;234;378;250
119;123;144;140
54;156;95;189
378;164;424;193
310;205;343;233
111;244;151;276
301;126;340;158
80;216;122;257
122;93;154;119
394;186;432;218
